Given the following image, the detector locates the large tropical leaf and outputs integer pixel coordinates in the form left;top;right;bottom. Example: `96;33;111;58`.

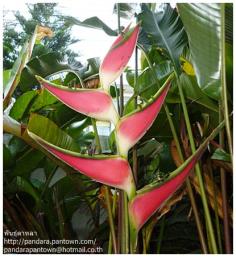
3;25;50;108
18;52;74;92
64;16;118;36
3;42;30;107
177;3;222;100
9;91;38;121
138;4;188;74
170;73;219;112
27;114;80;152
113;3;139;19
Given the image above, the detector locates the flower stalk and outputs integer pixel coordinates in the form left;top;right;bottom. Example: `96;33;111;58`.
175;74;218;253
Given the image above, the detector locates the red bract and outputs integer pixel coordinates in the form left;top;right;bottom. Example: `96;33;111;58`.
28;132;136;199
116;79;171;157
129;156;198;231
36;76;119;125
99;23;140;91
128;120;225;232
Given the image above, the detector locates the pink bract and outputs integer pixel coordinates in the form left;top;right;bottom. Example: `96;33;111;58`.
129;156;198;231
36;76;119;125
99;24;140;91
116;82;171;157
28;132;135;198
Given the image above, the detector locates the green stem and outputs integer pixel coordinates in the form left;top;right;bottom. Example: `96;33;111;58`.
142;229;147;254
175;74;218;253
156;216;166;254
124;193;129;253
219;104;232;253
220;4;233;161
53;186;65;239
91;119;102;153
138;45;208;253
220;6;232;252
108;190;118;253
91;118;117;253
105;187;118;254
116;4;129;253
207;161;223;253
114;82;121;114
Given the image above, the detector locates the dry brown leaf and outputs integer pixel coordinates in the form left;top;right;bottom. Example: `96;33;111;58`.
170;139;182;167
157;188;186;220
36;26;54;41
190;171;233;225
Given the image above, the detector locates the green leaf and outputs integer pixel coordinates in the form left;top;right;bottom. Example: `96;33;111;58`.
178;3;221;100
110;85;119;98
9;91;38;121
113;3;138;19
3;144;15;170
3;25;39;108
64;16;118;36
124;96;137;115
137;139;162;158
138;4;188;74
211;148;231;162
18;52;72;92
30;89;58;112
9;176;40;205
27;113;80;152
170;73;218;112
126;61;173;100
8;137;28;157
12;149;45;178
66;118;91;138
3;69;12;89
3;42;29;106
18;53;100;92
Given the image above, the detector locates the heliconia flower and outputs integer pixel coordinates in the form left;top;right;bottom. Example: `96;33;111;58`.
36;76;119;125
99;23;140;91
128;120;225;247
116;78;171;157
28;131;136;199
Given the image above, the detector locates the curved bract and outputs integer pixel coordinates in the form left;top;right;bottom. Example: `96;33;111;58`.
129;155;197;231
128;119;225;233
36;76;119;125
116;79;171;157
99;23;140;91
28;131;136;199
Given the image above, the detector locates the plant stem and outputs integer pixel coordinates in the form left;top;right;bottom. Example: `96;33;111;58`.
105;187;118;254
139;46;208;253
124;193;129;253
114;82;121;114
165;103;208;253
220;4;233;161
116;4;129;253
108;190;118;253
219;104;232;253
91;118;118;253
156;216;166;254
53;186;65;239
220;5;232;252
91;119;102;152
175;74;218;253
207;162;223;253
